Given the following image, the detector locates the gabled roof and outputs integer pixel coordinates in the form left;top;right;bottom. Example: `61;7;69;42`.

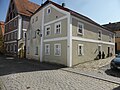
34;0;113;33
14;0;40;17
103;22;120;31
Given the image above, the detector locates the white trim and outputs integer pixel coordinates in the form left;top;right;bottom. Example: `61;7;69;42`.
54;21;61;34
4;29;17;35
5;15;19;25
18;15;22;40
72;36;115;45
44;4;69;15
44;37;67;42
23;29;27;31
4;40;17;44
72;15;114;34
40;8;45;62
44;16;67;26
54;44;61;56
67;14;72;67
45;25;51;36
45;44;50;55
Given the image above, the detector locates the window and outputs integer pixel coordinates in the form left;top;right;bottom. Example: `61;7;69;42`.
98;31;102;40
14;19;17;27
45;25;51;36
45;44;50;55
32;19;34;23
14;32;17;39
109;34;112;42
77;22;84;35
27;47;29;54
14;44;17;53
36;16;38;22
11;33;13;40
35;46;38;55
47;7;51;14
78;44;84;56
98;45;102;52
54;44;61;56
55;22;61;34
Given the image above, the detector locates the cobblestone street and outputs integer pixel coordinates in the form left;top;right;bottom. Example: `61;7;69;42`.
0;55;120;90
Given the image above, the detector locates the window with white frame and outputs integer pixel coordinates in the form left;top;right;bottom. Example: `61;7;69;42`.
109;34;112;42
47;7;51;15
35;46;38;55
77;22;84;35
45;44;50;55
55;22;61;34
14;44;17;53
35;16;38;22
98;31;102;40
54;44;61;56
98;45;102;52
14;19;17;27
27;47;29;54
78;44;84;56
45;25;51;36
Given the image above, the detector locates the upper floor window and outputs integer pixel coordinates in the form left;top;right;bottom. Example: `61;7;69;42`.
98;31;102;40
47;7;51;15
32;19;34;23
78;44;84;56
54;44;61;56
45;44;50;55
109;34;112;42
45;25;51;36
36;16;38;22
14;19;17;27
77;22;84;35
55;22;61;34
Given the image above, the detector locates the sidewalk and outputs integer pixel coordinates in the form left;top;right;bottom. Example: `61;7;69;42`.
61;56;120;85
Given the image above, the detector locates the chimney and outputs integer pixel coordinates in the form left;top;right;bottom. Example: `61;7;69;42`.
62;3;65;7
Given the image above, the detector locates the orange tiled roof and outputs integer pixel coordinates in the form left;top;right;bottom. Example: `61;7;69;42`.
0;21;5;35
14;0;40;17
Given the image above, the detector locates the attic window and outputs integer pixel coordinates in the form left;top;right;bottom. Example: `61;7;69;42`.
47;7;51;15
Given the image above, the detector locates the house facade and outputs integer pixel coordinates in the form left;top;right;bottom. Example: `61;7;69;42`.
4;0;39;57
103;22;120;54
26;0;115;67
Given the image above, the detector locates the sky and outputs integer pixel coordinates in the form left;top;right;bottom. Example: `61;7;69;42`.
0;0;120;25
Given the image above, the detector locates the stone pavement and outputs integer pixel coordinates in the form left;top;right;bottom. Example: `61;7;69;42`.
0;55;120;90
0;69;119;90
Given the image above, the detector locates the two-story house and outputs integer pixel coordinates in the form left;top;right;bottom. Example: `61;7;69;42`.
4;0;39;58
103;22;120;54
26;0;115;67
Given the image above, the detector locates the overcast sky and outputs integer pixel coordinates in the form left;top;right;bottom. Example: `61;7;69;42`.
0;0;120;24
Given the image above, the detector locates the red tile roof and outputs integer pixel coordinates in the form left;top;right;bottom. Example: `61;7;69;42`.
14;0;40;17
0;21;5;35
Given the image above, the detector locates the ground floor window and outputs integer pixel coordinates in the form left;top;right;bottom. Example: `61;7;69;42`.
27;47;29;54
78;44;84;56
14;44;17;53
54;44;61;56
45;44;50;55
35;46;38;55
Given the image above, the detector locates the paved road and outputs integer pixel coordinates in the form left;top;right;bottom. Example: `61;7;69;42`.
0;55;120;90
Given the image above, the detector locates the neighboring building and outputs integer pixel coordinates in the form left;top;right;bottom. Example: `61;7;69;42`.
4;0;40;57
0;21;5;36
103;22;120;54
0;21;5;54
26;0;115;67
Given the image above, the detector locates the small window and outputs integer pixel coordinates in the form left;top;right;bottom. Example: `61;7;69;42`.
27;47;29;54
54;44;61;56
35;46;38;55
98;31;102;40
47;7;51;14
45;25;51;36
32;19;34;23
45;44;50;55
109;34;112;42
77;22;84;35
55;22;61;34
14;44;17;53
78;44;84;56
14;19;17;27
36;16;38;22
